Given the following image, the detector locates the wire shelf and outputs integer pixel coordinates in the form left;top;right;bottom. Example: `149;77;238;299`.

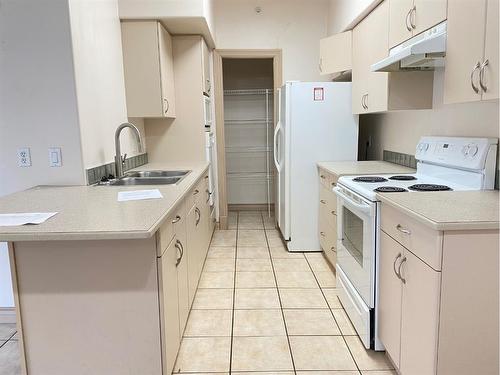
224;88;274;96
225;146;272;153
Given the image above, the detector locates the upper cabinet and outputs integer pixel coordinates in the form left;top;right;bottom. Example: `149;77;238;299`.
121;21;176;118
319;31;352;76
444;0;499;104
389;0;447;48
352;1;434;114
202;39;211;96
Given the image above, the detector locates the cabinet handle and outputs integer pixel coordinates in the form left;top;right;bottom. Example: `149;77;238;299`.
396;224;411;235
206;189;212;203
195;207;201;226
398;256;407;284
331;246;336;252
193;189;200;195
320;231;326;237
171;215;181;224
405;8;413;32
320;174;326;179
320;199;326;204
410;6;416;29
164;98;170;114
479;59;489;92
471;62;481;94
331;210;336;216
175;239;184;266
331;182;337;187
393;253;402;280
361;95;366;109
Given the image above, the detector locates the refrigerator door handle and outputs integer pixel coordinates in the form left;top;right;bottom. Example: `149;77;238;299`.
273;122;282;171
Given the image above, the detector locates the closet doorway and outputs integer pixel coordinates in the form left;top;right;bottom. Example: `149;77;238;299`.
213;50;282;229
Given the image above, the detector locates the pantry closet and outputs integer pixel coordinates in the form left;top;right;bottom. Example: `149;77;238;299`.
222;58;274;215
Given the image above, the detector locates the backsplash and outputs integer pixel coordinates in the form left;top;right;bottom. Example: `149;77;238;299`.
383;150;417;169
86;153;148;185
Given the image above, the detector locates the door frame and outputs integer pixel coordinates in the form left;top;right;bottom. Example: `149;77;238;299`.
213;49;283;229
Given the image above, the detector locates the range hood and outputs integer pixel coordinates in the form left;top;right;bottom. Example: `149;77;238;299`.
371;21;446;72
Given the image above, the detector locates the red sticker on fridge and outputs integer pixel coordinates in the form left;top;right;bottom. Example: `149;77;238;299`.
314;87;324;101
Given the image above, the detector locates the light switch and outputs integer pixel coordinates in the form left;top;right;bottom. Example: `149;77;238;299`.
17;147;31;167
48;147;62;167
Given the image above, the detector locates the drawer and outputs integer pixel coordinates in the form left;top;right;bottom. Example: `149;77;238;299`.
381;203;443;270
158;200;186;256
187;176;205;209
318;168;331;188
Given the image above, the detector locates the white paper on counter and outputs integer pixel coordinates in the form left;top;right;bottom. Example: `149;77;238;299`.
0;212;58;226
117;189;163;202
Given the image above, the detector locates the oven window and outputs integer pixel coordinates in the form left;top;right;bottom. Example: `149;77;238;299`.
342;206;364;266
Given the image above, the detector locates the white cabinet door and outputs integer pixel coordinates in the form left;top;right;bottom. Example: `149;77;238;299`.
482;0;499;101
319;31;352;75
389;0;414;48
412;0;447;35
158;22;176;117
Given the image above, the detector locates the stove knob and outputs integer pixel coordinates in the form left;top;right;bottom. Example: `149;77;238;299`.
469;144;479;156
423;143;429;151
462;145;470;156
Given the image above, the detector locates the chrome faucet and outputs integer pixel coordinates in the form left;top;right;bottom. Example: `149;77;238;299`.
115;122;143;178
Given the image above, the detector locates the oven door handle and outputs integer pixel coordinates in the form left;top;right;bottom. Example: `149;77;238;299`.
333;187;372;215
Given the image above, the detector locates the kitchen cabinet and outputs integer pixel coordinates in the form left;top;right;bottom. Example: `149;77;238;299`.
389;0;447;48
352;1;433;114
318;168;338;267
444;0;499;103
319;31;352;76
379;203;499;375
121;20;176;118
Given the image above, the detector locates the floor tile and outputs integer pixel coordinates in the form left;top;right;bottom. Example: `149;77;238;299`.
279;288;328;309
233;309;286;336
0;341;21;375
184;310;232;337
236;272;276;288
272;258;311;272
238;211;263;217
323;289;343;309
262;214;276;229
297;372;360;375
237;246;270;259
306;256;332;272
211;230;237;247
228;211;238;229
203;258;235;272
234;372;294;375
270;246;305;259
236;258;272;272
235;289;281;309
332;309;357;335
207;246;236;259
10;332;18;341
174;337;231;373
314;271;337;288
360;371;397;375
238;215;264;229
237;230;267;247
198;272;234;289
232;336;293;371
275;271;318;288
345;335;394;371
289;336;357;371
284;309;341;336
192;289;233;309
265;230;285;247
0;324;16;340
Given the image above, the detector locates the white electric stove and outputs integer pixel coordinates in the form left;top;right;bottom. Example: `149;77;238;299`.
333;136;498;350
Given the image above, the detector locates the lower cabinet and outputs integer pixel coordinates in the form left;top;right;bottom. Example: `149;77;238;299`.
318;169;338;267
157;172;215;375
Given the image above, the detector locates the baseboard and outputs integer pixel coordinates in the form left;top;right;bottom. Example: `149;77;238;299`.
0;307;16;324
228;204;275;212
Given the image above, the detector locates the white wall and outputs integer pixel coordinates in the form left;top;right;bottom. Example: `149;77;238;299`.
213;0;330;82
69;0;145;170
327;0;380;34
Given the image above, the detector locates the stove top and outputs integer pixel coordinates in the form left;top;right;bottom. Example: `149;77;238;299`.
408;184;452;192
353;176;388;183
374;186;408;193
389;175;418;181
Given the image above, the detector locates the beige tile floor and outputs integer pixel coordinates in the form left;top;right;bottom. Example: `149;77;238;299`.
173;210;394;375
0;210;394;375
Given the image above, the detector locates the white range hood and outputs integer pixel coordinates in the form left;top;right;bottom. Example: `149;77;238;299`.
371;22;447;72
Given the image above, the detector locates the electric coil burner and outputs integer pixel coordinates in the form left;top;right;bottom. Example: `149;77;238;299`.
374;186;407;193
389;175;417;181
408;184;452;192
352;176;388;183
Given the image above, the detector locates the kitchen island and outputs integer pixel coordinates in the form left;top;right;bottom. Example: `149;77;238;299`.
0;162;214;375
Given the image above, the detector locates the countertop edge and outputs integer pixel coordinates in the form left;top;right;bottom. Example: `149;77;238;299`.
377;194;500;231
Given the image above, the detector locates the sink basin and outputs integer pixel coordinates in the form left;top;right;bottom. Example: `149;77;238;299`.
124;170;191;178
109;176;182;186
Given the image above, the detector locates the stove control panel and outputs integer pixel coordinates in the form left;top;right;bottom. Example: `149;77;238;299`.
415;137;498;170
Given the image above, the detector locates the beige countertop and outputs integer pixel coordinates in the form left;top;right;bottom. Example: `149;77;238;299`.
0;162;209;241
317;160;415;178
378;190;500;231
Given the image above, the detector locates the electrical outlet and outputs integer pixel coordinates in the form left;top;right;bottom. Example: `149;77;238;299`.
17;148;31;167
48;147;62;167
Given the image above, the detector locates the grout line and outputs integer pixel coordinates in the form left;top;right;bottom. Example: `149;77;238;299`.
228;211;238;374
303;255;362;373
262;211;297;375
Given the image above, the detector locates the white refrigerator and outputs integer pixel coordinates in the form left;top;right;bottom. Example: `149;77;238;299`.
273;82;359;252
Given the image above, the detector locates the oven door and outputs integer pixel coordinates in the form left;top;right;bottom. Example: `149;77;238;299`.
334;185;376;307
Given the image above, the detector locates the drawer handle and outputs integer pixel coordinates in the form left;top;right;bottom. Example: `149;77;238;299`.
204;175;209;179
330;246;336;252
320;231;326;237
195;207;201;226
193;189;200;195
175;239;184;266
331;210;336;216
398;257;407;284
320;199;326;204
320;175;326;179
171;215;181;224
393;253;402;280
396;224;411;235
331;182;337;187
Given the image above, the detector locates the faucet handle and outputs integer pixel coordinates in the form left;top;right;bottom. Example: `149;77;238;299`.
121;153;127;165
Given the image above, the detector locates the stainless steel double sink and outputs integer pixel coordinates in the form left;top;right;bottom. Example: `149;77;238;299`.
108;170;191;186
